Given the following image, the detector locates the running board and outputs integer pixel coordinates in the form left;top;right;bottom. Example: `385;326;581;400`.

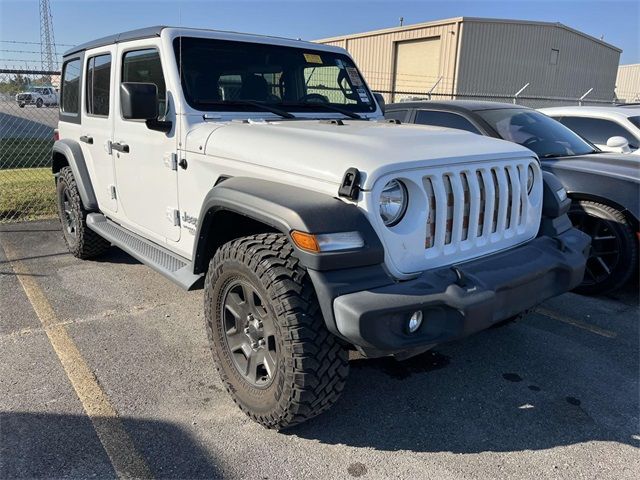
86;213;203;290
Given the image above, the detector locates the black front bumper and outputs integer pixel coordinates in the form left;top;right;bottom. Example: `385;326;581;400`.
328;228;590;357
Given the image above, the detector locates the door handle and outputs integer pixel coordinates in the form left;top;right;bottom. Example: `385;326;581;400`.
112;142;130;153
79;135;93;144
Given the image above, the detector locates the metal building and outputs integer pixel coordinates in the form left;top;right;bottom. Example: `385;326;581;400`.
616;64;640;103
315;17;621;105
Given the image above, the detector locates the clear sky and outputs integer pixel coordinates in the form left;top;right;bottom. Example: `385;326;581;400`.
0;0;638;64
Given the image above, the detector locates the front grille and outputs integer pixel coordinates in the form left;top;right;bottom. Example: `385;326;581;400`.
17;94;31;101
423;162;532;251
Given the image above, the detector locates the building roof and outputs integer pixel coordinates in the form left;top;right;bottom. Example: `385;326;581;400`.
315;16;621;52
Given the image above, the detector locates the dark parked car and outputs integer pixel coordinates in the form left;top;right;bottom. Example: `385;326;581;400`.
386;100;639;294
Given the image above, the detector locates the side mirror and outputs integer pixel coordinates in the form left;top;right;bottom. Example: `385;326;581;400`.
606;136;631;153
373;92;385;114
120;82;158;120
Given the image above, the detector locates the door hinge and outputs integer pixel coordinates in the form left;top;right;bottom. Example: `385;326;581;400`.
163;152;178;171
166;208;180;226
109;185;117;199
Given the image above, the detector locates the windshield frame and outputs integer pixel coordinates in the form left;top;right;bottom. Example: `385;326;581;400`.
477;107;599;158
173;36;376;115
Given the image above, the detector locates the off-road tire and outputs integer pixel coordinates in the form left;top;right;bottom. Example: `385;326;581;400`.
56;166;110;259
204;233;349;429
569;200;638;295
36;98;43;108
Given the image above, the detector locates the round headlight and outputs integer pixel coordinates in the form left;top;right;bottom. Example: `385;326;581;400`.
379;179;408;227
527;164;535;194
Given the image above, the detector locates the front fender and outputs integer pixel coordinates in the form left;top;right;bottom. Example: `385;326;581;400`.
193;177;384;273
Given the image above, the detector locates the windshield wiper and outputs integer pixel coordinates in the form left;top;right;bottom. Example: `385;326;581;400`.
285;102;363;119
196;100;296;119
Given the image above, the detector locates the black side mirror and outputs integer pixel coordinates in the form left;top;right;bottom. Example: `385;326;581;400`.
120;82;172;133
373;92;385;114
120;82;158;120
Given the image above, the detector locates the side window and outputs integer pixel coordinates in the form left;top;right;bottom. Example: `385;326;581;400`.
385;109;408;122
415;110;481;134
121;48;166;118
558;116;638;149
61;58;81;114
86;53;112;116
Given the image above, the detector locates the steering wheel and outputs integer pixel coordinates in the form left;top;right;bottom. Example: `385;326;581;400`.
299;93;329;104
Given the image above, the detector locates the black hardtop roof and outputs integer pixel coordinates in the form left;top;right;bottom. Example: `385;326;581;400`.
64;26;166;56
63;25;325;57
386;100;528;112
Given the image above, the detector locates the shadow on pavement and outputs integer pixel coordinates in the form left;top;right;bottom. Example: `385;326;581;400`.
0;412;221;479
287;319;639;454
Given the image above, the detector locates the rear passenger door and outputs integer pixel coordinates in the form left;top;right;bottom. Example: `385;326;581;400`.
81;47;118;214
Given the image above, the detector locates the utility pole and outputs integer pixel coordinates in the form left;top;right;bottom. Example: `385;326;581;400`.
39;0;58;71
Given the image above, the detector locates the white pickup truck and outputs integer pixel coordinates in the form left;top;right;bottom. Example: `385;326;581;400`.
53;26;590;429
15;86;58;108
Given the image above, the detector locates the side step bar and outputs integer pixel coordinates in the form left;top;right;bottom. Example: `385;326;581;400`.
86;213;203;290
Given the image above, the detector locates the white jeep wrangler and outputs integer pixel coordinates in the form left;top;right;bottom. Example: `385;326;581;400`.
53;26;590;429
16;86;58;108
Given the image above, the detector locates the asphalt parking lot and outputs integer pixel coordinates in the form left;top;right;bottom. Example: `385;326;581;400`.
0;100;58;139
1;220;638;479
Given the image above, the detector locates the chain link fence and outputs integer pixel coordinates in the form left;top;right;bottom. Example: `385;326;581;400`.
0;67;59;223
0;66;636;224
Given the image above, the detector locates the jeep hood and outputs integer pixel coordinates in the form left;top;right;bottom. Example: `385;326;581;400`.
185;119;535;189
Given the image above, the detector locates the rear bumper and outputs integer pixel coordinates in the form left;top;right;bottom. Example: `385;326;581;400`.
330;228;590;357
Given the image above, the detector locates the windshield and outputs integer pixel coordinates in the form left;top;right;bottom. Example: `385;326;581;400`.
477;108;597;158
174;37;375;115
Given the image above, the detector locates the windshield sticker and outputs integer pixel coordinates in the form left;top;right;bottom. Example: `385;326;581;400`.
357;87;370;103
304;53;323;64
346;66;364;86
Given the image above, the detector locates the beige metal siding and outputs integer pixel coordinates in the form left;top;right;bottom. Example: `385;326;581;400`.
315;19;461;101
456;20;621;102
616;64;640;102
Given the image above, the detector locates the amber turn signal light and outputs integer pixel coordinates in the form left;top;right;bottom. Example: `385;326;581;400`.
290;231;321;252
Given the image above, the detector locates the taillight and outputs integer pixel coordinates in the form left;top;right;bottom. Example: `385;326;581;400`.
53;129;59;141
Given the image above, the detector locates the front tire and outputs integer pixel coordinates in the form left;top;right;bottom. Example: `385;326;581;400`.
204;233;349;429
18;103;25;108
569;200;638;295
56;166;110;259
36;98;43;108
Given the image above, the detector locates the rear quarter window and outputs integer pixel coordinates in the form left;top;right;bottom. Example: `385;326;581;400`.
61;58;81;115
415;110;480;134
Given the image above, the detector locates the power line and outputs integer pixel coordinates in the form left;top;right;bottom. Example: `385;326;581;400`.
0;40;74;47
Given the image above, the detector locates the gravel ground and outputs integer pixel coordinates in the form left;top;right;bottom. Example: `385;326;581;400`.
1;220;638;480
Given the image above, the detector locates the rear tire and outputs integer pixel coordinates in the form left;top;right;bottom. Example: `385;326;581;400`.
569;200;638;295
204;233;349;429
56;166;110;259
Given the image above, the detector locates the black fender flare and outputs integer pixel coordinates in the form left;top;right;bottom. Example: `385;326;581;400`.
51;139;98;211
192;177;384;273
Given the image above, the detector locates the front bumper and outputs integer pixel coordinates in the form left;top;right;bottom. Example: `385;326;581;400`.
330;228;590;357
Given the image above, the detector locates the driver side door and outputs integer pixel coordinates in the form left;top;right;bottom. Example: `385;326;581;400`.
112;43;180;242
